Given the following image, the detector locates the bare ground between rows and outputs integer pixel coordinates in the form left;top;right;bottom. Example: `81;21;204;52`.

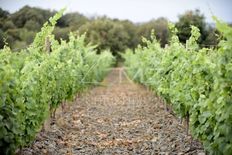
19;68;204;155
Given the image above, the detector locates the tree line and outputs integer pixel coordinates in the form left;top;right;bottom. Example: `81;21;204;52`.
0;6;221;56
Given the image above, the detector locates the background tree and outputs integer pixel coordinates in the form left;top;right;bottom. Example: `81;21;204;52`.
0;6;221;52
0;8;9;19
137;17;169;47
116;19;139;49
10;5;54;29
79;17;130;56
57;12;89;29
201;25;219;48
175;9;219;47
0;29;6;48
0;8;10;48
53;27;71;41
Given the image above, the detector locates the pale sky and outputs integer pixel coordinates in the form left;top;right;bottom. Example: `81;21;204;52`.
0;0;231;23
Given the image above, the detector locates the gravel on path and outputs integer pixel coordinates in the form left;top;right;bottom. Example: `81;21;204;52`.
19;68;204;155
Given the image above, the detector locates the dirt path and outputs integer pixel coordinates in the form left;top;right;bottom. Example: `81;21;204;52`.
20;68;204;155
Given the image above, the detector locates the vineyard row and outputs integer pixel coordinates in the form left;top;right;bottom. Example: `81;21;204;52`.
123;18;232;154
0;10;115;154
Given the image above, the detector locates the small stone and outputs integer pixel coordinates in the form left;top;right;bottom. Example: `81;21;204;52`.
73;120;84;128
48;143;55;149
42;149;47;154
160;146;168;151
127;146;133;151
171;144;176;148
151;136;158;142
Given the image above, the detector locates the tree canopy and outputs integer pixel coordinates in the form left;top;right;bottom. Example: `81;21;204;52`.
0;6;222;55
176;9;219;47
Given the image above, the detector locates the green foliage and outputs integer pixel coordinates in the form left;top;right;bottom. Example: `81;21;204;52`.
1;6;219;55
0;29;6;48
32;9;65;51
24;20;41;31
137;17;169;47
10;5;54;29
53;27;70;41
0;8;9;19
79;18;130;56
123;19;232;154
175;9;219;47
2;20;16;31
176;9;206;43
0;11;114;154
57;12;89;29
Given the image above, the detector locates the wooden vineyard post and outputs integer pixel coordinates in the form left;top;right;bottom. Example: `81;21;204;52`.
186;113;190;135
45;36;51;53
122;68;134;84
43;37;51;132
119;68;122;83
43;112;51;132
